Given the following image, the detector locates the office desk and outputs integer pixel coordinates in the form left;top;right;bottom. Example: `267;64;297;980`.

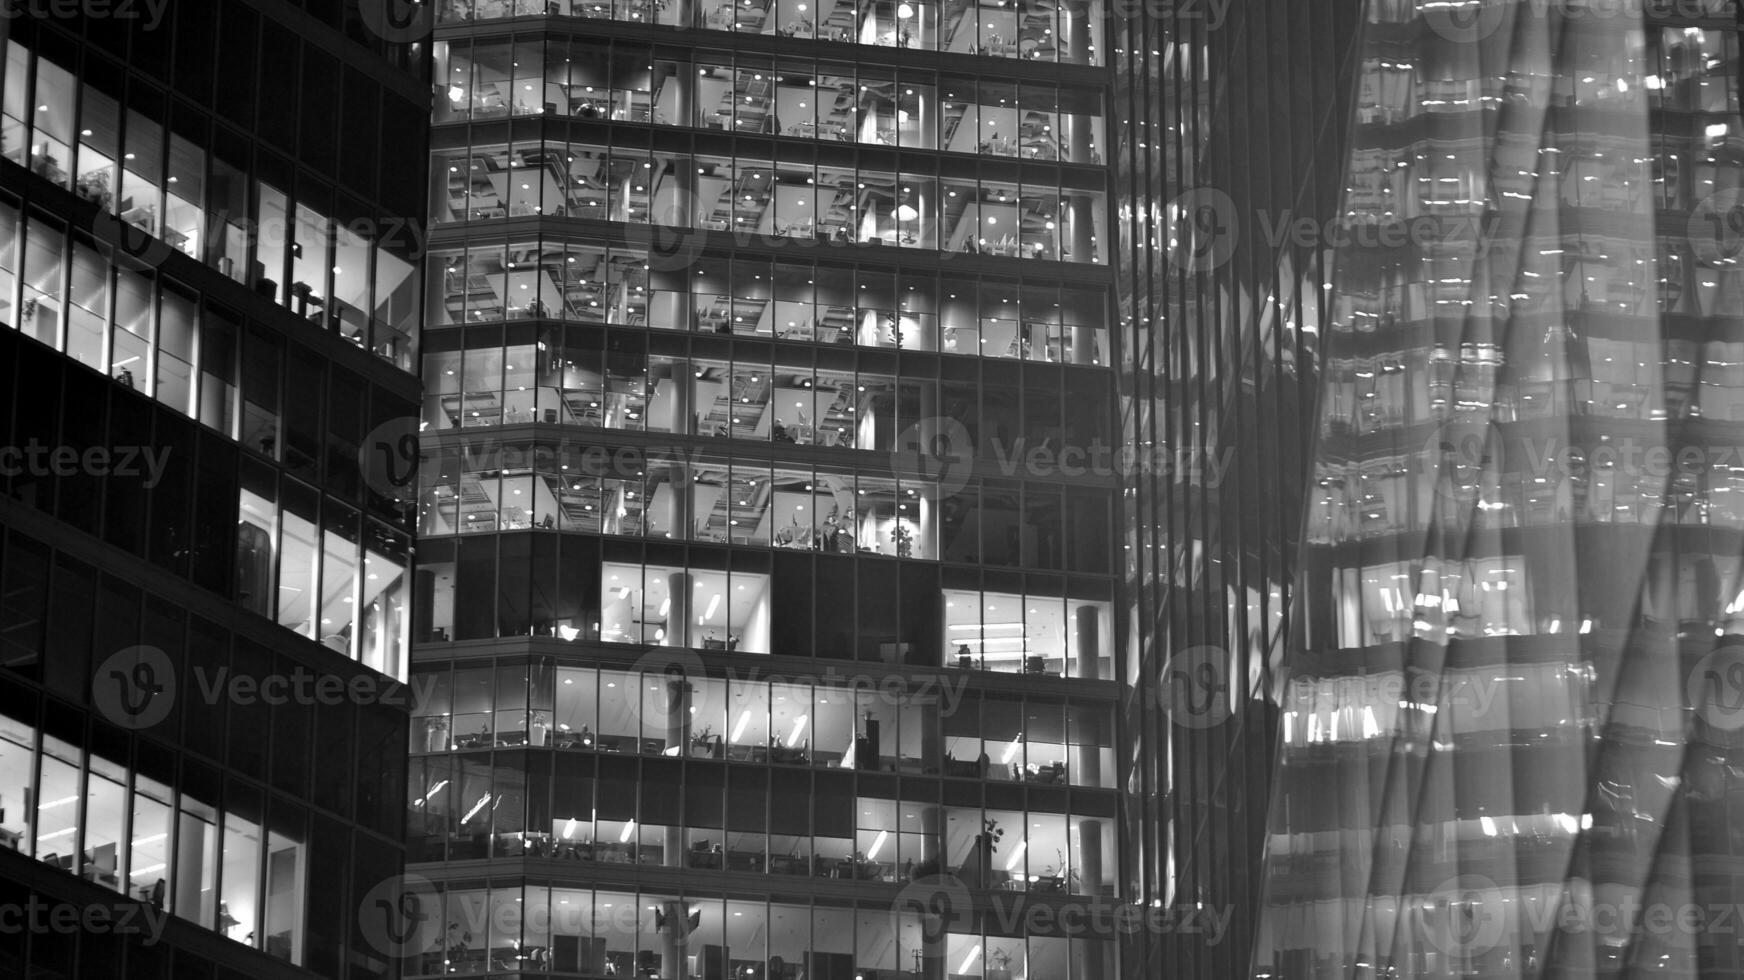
688;850;724;870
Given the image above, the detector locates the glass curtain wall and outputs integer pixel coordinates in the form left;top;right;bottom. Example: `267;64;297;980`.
1255;2;1744;978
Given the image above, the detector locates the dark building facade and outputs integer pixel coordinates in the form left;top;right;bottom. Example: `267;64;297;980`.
0;1;429;977
401;0;1127;978
1113;0;1361;978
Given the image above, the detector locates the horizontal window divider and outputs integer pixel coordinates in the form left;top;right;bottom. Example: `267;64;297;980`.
426;218;1109;272
431;117;1110;175
430;25;1110;85
408;632;1127;696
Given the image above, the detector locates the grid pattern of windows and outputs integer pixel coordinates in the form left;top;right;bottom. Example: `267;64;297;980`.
0;529;409;974
415;0;1122;974
435;0;1107;65
0;40;423;371
0;285;415;676
409;661;1119;783
425;239;1110;359
395;886;1116;980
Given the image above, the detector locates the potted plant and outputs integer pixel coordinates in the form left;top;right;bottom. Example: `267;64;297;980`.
891;520;913;558
1038;850;1079;894
966;818;1006;888
690;724;720;758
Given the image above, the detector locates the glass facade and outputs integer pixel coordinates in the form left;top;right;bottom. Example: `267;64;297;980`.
1248;1;1744;979
425;242;1110;353
0;520;409;975
435;0;1106;66
1112;0;1361;977
0;39;424;371
0;5;427;979
0;8;430;675
411;3;1122;980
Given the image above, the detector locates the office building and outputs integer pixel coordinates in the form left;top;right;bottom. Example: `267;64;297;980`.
1253;1;1744;978
0;2;427;977
402;0;1125;977
1111;0;1364;977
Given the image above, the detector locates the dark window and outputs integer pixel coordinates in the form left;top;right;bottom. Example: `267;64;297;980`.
339;69;379;195
214;5;258;128
257;36;299;153
172;2;217;104
282;346;325;483
0;534;48;682
148;407;195;575
299;48;340;176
